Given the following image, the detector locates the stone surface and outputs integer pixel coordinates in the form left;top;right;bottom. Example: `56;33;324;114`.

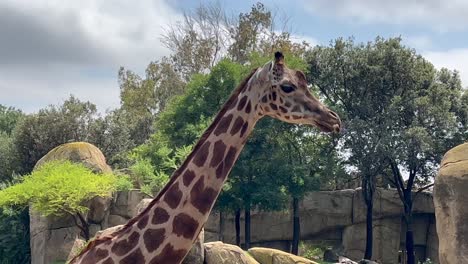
95;224;124;239
110;190;147;218
248;247;319;264
434;143;468;264
352;188;434;223
33;141;112;173
204;241;259;264
66;238;86;263
135;198;153;216
88;196;111;224
183;229;205;264
342;218;401;264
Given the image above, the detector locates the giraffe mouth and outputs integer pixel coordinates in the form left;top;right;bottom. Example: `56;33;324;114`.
314;121;340;133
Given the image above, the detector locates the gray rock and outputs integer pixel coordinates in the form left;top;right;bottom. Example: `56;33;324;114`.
88;196;111;224
66;238;86;263
182;228;205;264
95;224;124;239
434;143;468;264
135;198;153;216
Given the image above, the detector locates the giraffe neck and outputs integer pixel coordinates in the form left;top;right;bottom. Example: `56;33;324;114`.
73;69;263;264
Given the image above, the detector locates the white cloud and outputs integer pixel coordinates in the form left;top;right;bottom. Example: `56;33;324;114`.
424;48;468;87
301;0;468;32
0;0;182;113
290;34;320;47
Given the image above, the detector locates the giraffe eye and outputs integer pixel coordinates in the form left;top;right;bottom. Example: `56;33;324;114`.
280;84;295;93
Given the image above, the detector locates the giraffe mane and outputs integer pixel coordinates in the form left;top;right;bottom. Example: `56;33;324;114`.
69;67;259;263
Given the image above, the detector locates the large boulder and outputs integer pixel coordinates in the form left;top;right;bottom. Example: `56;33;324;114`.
248;247;319;264
30;142;113;264
204;242;259;264
434;143;468;264
34;142;112;173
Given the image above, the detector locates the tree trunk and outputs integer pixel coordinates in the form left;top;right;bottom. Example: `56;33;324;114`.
235;209;241;246
291;197;300;255
362;176;375;260
244;204;251;249
364;199;373;260
76;212;90;241
404;191;415;264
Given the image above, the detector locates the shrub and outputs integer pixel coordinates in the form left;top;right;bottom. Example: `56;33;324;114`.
0;160;116;240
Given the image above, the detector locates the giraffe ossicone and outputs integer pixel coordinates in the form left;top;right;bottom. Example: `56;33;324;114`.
70;52;342;264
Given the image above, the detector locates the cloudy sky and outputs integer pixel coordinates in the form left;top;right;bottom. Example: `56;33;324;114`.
1;0;467;113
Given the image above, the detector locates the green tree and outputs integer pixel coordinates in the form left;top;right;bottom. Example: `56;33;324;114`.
307;37;468;263
0;105;23;183
0;161;116;240
13;96;97;174
0;105;23;135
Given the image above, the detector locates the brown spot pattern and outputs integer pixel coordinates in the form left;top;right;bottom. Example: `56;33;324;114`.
102;258;114;264
152;207;170;225
216;146;237;179
245;101;252;113
285;101;291;107
270;103;278;110
227;96;238;110
210;140;226;167
230;116;244;135
214;114;233;136
193;141;210;167
137;215;149;230
279;106;288;113
163;182;182;209
111;231;140;256
237;96;248;111
272;91;277;101
240;122;249;138
182;170;196;186
261;95;268;103
81;248;109;264
149;244;187;264
173;213;199;239
119;249;145;264
190;178;218;214
143;228;165;252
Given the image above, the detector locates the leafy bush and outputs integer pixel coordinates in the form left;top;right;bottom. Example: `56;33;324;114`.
114;173;134;191
0;161;116;216
0;161;117;240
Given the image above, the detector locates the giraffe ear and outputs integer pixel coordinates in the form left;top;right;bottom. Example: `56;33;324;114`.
274;51;284;65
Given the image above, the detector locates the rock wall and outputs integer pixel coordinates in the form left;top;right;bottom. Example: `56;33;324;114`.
205;188;437;264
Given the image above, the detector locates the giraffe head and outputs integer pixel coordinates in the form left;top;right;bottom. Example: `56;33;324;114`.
254;52;341;133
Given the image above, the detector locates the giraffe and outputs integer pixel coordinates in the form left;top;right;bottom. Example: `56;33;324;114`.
70;52;341;264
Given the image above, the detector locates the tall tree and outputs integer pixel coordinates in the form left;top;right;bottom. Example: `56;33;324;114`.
119;59;185;145
307;37;468;263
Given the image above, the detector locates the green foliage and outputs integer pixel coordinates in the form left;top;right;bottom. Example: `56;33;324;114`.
299;242;326;262
0;161;115;217
0;105;23;135
0;207;30;264
114;173;134;191
12;96;98;174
